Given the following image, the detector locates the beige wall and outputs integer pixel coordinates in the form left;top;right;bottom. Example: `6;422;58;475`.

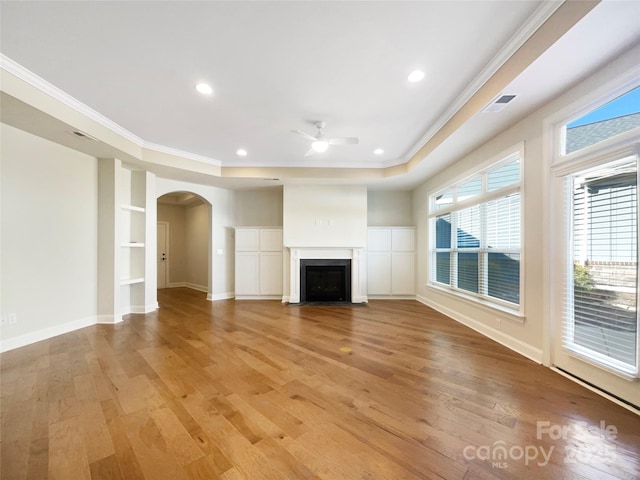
157;204;187;284
234;187;283;226
283;185;367;247
185;203;209;289
367;190;413;226
1;123;98;348
156;179;235;299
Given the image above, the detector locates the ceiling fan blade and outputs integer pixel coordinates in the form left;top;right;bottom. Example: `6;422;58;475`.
304;148;315;157
293;129;318;142
329;137;359;145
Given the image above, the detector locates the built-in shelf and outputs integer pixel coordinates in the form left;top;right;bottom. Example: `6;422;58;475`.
121;204;145;213
121;242;145;247
120;277;144;285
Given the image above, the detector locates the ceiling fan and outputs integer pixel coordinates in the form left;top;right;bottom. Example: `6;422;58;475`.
293;121;359;156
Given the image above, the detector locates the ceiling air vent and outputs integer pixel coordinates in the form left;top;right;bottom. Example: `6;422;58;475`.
482;94;517;113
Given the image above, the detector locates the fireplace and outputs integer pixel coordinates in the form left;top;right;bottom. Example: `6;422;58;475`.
300;259;351;303
286;247;366;304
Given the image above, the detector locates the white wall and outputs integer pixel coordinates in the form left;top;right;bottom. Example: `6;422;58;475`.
156;179;235;300
234;187;283;226
367;190;413;226
283;185;367;247
1;123;98;349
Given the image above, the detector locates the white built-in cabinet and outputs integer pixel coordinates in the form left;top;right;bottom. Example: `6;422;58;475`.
235;228;283;299
98;159;156;323
120;204;145;285
367;227;415;297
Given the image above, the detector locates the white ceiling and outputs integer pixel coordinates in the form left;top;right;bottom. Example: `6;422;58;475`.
1;1;639;190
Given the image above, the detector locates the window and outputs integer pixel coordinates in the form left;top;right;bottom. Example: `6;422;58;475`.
429;149;522;311
563;85;640;155
555;82;640;378
564;156;638;376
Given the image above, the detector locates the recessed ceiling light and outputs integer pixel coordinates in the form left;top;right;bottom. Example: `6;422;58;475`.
195;83;213;95
236;148;247;157
373;148;384;155
408;70;425;83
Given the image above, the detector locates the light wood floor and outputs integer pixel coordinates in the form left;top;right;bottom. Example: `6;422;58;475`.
2;288;639;479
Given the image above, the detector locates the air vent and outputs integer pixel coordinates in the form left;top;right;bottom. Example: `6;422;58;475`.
482;94;517;113
71;130;97;141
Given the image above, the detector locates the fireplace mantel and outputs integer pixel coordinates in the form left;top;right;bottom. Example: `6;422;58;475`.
286;247;367;304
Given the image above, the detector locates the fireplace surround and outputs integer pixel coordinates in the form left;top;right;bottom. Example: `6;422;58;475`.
287;247;366;304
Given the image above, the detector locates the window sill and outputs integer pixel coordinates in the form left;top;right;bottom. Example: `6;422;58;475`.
426;283;525;324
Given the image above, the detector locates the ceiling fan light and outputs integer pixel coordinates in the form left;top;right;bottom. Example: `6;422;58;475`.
311;140;329;153
408;70;425;83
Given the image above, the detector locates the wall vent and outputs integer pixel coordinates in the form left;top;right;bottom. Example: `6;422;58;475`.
482;94;517;113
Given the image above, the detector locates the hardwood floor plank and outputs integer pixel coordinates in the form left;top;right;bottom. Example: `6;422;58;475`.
89;454;124;480
48;417;91;480
1;288;639;479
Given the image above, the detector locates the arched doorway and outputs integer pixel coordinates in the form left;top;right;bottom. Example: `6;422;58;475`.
157;191;211;296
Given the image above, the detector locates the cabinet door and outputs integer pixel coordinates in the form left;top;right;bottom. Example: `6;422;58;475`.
392;228;415;252
367;252;392;295
259;252;283;295
392;252;415;295
260;229;283;252
236;229;260;251
367;228;392;252
235;252;259;295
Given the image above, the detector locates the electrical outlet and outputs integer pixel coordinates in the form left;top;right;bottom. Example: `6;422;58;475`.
0;314;7;326
8;313;17;325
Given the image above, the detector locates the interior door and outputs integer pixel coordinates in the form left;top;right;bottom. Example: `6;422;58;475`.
157;222;168;289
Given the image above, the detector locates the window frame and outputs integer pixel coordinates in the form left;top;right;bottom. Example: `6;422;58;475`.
546;69;640;379
428;144;524;317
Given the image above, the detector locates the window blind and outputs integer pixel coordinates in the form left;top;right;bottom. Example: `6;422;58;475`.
430;152;522;310
565;157;638;375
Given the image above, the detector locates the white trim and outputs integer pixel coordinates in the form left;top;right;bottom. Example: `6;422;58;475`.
403;1;561;162
167;281;207;293
550;367;639;416
0;316;98;353
235;295;283;301
96;314;122;325
128;304;158;315
0;54;144;145
417;294;543;364
143;141;221;167
425;284;524;323
367;295;416;300
1;54;221;168
207;292;234;301
186;282;208;293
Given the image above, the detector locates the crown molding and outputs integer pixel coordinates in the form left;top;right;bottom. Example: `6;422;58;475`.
403;1;565;162
1;53;225;167
1;53;144;146
142;141;221;167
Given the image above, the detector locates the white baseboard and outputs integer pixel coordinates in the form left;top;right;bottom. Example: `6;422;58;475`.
416;294;543;364
207;292;234;301
0;315;97;353
234;295;283;300
168;282;209;293
96;314;122;325
368;295;416;300
127;304;157;314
